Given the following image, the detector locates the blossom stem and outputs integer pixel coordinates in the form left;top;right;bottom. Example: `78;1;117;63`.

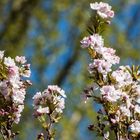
45;114;54;140
0;126;12;140
0;128;7;140
102;103;120;140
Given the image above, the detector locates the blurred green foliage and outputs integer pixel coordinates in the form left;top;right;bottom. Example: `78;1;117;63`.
0;0;140;139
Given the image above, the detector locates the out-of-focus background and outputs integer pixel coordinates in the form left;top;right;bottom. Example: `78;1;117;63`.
0;0;140;139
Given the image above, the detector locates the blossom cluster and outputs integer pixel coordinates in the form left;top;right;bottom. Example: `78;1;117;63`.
90;2;114;19
33;85;66;120
81;33;120;79
81;2;140;139
0;51;31;124
33;85;66;139
0;50;66;139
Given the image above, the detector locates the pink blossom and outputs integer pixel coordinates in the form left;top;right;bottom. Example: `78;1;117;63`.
33;92;42;106
8;65;19;77
88;59;112;75
33;85;66;118
111;66;133;87
81;34;104;49
111;118;117;124
90;34;104;48
100;85;121;102
12;88;26;104
7;71;21;88
80;36;92;48
47;85;66;98
90;2;114;19
0;80;9;98
80;2;140;139
55;97;65;113
0;52;31;124
14;105;24;124
102;47;120;64
15;56;27;64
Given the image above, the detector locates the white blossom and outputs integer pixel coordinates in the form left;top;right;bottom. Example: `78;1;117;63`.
129;120;140;134
4;57;15;67
111;66;133;87
134;105;140;114
104;131;109;139
0;51;4;60
120;105;131;117
37;107;49;114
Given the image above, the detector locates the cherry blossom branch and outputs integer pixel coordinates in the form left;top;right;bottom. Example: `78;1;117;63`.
33;85;66;140
81;2;140;140
0;51;31;140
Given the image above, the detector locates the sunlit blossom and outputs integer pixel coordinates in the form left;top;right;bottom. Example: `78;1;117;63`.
90;2;114;19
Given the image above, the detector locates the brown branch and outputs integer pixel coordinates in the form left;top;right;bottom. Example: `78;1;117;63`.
0;0;40;43
53;46;79;86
